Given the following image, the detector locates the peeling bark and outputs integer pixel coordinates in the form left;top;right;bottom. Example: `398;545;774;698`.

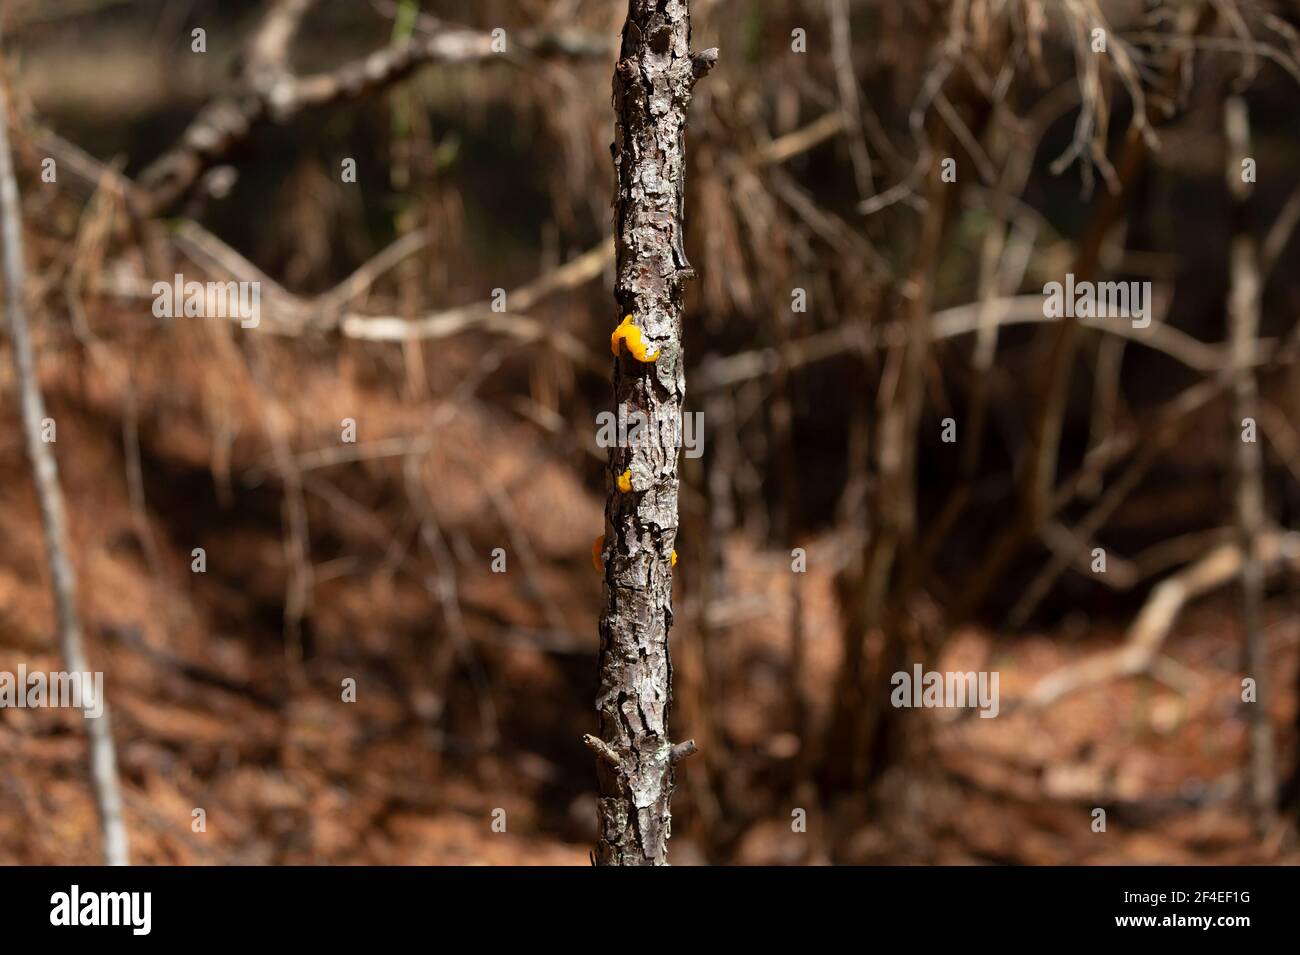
593;0;713;866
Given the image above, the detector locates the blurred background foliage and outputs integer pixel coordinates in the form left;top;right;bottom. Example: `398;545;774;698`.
1;0;1299;864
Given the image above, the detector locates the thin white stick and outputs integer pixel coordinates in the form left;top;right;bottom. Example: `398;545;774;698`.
0;68;129;865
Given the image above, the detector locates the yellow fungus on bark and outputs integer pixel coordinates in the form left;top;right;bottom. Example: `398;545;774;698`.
617;469;633;493
610;315;659;362
671;550;677;567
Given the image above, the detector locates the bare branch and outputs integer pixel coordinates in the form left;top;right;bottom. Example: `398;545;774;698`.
583;734;622;770
1225;93;1275;833
137;19;613;216
1025;533;1300;709
669;739;699;763
0;64;129;866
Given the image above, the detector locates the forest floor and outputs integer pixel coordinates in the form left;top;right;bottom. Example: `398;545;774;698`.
1;312;1297;865
3;486;1296;863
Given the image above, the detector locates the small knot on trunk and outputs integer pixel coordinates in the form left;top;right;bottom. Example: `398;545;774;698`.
691;48;719;80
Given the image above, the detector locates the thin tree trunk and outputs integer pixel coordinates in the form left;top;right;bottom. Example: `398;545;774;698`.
1225;94;1276;833
0;64;130;865
824;132;949;794
589;0;714;866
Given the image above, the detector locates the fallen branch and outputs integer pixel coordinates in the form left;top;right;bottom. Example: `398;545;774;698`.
1025;531;1300;709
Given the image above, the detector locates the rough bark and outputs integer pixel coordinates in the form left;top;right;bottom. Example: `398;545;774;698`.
592;0;714;866
0;66;130;865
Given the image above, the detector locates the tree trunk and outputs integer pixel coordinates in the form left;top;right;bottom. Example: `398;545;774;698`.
1225;94;1276;833
590;0;714;866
